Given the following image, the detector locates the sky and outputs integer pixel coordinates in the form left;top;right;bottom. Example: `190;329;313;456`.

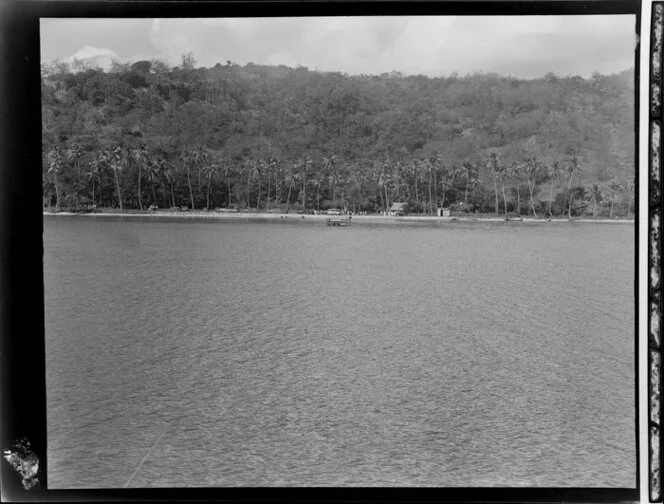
40;16;636;79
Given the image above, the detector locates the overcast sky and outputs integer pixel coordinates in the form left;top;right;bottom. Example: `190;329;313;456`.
41;16;636;79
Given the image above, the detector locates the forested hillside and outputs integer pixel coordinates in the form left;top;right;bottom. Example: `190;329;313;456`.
41;56;635;217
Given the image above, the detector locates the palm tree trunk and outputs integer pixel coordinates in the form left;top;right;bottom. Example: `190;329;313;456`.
206;174;212;210
54;171;60;209
171;183;175;209
91;178;95;208
187;169;195;209
528;179;537;218
549;181;554;218
429;173;433;215
275;173;281;206
394;176;401;202
138;164;143;210
441;182;446;211
267;173;271;211
286;182;293;212
302;173;306;210
256;176;262;211
516;187;521;215
246;172;250;209
501;181;508;217
160;182;167;207
331;181;336;207
610;201;614;218
77;161;81;194
113;167;123;212
151;182;157;207
567;175;574;219
197;165;202;201
493;175;499;214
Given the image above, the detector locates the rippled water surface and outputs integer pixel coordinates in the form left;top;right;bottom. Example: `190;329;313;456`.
44;216;635;488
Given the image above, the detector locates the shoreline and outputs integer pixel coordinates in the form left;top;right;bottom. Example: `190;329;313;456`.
43;210;635;224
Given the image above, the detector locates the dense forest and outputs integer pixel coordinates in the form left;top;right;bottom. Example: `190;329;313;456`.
41;54;636;218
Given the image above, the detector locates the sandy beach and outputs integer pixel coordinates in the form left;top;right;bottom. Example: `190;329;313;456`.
43;210;635;224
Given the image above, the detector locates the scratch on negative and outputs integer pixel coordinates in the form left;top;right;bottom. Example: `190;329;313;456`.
123;430;166;488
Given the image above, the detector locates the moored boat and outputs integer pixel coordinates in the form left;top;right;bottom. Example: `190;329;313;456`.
326;217;351;227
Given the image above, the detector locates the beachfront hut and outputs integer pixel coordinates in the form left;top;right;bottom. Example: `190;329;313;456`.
389;202;408;216
437;207;451;217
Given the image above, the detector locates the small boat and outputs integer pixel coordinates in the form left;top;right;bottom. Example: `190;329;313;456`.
326;217;351;227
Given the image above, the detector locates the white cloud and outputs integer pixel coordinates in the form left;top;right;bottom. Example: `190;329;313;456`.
64;45;119;71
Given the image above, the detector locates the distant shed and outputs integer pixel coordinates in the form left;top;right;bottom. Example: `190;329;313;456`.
390;202;408;216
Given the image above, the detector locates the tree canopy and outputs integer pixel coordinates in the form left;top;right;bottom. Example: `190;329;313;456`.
41;57;635;217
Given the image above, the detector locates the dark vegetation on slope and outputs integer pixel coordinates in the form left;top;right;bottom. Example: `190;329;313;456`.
41;55;635;218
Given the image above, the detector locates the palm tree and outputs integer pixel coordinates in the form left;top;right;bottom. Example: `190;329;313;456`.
296;155;313;211
46;146;63;209
566;155;581;219
410;158;421;212
388;160;400;203
397;159;411;201
607;178;623;218
270;158;282;208
378;160;394;213
65;142;83;196
109;145;126;212
444;165;461;210
284;162;297;212
180;146;207;210
162;160;177;209
194;147;209;205
88;150;108;208
144;158;161;207
263;158;273;211
586;183;603;217
438;165;449;211
181;149;195;209
237;158;249;208
204;162;219;210
487;152;500;214
430;152;443;210
312;172;324;213
132;143;149;210
323;154;338;206
420;157;433;215
626;178;635;219
524;158;543;218
547;161;562;218
508;162;523;216
496;162;509;217
250;158;262;210
461;161;478;205
337;162;352;209
223;162;235;207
